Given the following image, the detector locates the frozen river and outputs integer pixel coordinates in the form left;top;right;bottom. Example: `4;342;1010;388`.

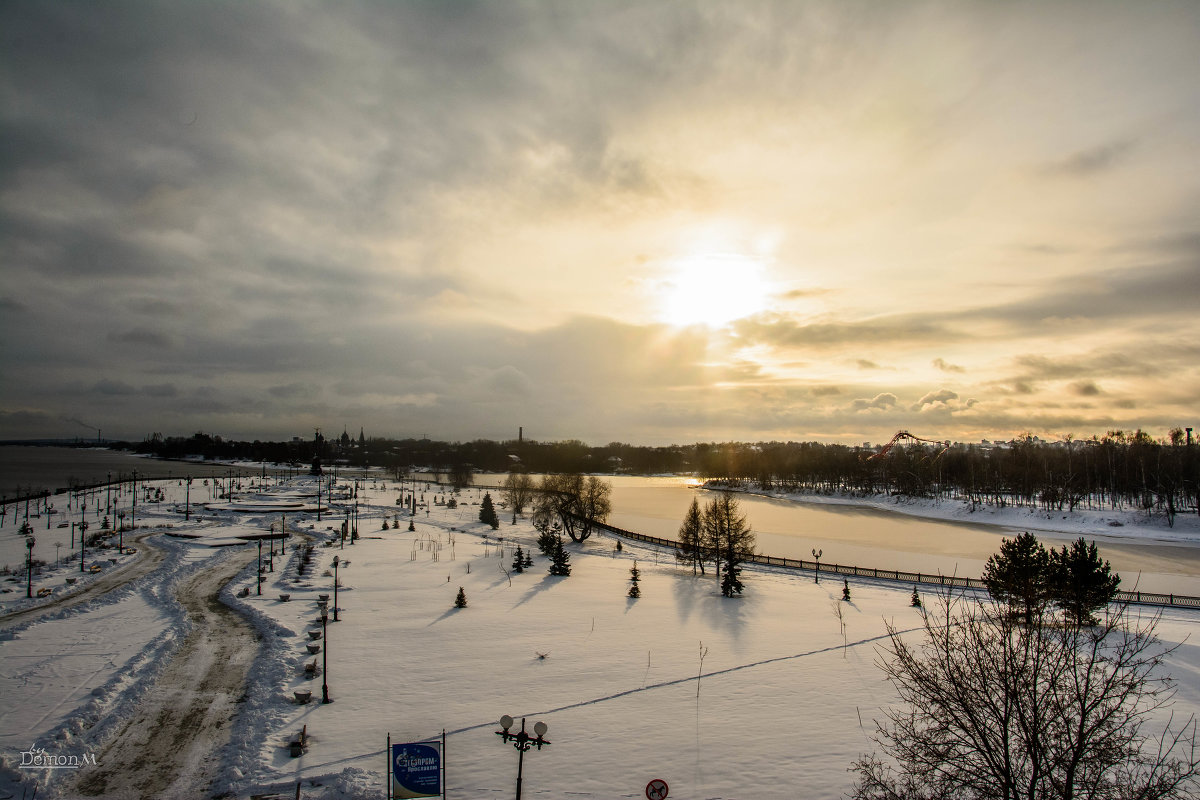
2;448;1196;594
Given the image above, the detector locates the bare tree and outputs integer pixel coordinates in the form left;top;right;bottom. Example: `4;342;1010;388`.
533;473;611;543
851;591;1199;800
502;472;534;523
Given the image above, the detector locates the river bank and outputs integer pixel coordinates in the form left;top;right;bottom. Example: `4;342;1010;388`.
708;483;1200;548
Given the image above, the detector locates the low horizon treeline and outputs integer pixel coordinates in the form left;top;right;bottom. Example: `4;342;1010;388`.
113;428;1198;524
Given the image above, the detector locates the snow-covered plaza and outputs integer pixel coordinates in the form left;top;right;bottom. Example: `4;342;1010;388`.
2;473;1198;799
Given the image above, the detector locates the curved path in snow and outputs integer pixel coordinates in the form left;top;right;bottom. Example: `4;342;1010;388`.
0;531;165;630
68;546;259;798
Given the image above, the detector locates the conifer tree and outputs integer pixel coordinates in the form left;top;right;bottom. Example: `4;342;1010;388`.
479;492;500;529
982;531;1051;623
548;536;571;576
512;545;525;574
536;521;560;558
628;561;641;598
454;586;467;608
911;586;922;608
675;496;706;575
842;577;851;601
705;493;753;597
522;549;533;568
1050;537;1120;625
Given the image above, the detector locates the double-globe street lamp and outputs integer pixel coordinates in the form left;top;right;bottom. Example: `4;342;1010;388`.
321;606;331;704
495;715;550;800
812;548;823;584
332;555;340;622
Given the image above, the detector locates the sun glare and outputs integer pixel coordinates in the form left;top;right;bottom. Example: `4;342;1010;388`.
658;252;770;328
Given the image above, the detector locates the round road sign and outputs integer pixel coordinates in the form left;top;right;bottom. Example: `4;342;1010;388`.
646;778;669;800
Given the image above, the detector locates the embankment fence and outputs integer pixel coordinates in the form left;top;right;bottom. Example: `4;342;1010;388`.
586;518;1200;610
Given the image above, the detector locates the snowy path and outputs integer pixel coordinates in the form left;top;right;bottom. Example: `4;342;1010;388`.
67;546;259;798
0;532;164;630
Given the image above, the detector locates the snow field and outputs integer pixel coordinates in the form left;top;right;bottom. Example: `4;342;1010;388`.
0;474;1196;800
220;488;1100;800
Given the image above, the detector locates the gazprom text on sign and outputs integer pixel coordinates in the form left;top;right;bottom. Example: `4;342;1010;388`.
392;743;441;799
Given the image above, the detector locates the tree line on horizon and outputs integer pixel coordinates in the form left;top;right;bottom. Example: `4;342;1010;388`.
121;427;1197;524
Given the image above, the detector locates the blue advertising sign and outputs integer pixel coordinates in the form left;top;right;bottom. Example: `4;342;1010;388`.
392;742;441;799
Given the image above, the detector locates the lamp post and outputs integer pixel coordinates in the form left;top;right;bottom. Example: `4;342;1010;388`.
812;548;823;584
131;469;137;531
495;715;550;800
321;610;331;703
257;539;263;596
24;531;35;598
332;556;340;621
185;476;192;521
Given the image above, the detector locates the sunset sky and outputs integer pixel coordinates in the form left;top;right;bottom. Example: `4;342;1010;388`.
2;1;1198;446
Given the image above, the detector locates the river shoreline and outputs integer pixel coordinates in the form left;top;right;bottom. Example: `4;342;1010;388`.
705;482;1200;549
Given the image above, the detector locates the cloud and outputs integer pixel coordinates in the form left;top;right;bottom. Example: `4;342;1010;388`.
109;327;174;348
932;358;965;373
734;314;958;350
91;379;136;396
912;389;958;411
1070;380;1101;397
482;366;533;398
0;2;1197;446
1038;139;1137;178
143;383;178;397
851;393;898;411
268;384;311;400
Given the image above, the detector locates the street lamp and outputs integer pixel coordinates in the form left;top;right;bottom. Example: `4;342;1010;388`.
185;476;192;521
495;716;550;800
332;555;340;621
257;539;264;596
25;533;35;598
812;548;823;584
321;609;331;703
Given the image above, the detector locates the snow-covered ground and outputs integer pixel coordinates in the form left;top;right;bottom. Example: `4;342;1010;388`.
1;476;1198;799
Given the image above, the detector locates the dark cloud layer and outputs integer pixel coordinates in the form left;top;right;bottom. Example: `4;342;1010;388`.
2;1;1198;445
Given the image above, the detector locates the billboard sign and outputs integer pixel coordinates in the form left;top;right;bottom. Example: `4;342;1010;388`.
392;742;441;798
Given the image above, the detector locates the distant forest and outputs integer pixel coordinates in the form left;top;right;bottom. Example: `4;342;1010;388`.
122;427;1199;526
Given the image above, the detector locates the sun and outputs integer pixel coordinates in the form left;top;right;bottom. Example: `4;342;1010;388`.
657;251;770;328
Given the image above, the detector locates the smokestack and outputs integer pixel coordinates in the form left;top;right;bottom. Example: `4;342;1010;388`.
519;427;523;443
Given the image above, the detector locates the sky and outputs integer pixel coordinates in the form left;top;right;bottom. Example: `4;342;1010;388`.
2;1;1198;447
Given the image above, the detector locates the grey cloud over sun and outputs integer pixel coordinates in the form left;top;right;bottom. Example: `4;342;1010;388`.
2;1;1198;445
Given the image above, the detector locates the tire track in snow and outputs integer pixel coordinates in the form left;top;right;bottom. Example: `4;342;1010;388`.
67;546;259;798
0;531;164;631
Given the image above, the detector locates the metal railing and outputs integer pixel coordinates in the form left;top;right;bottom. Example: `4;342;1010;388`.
587;518;1200;610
